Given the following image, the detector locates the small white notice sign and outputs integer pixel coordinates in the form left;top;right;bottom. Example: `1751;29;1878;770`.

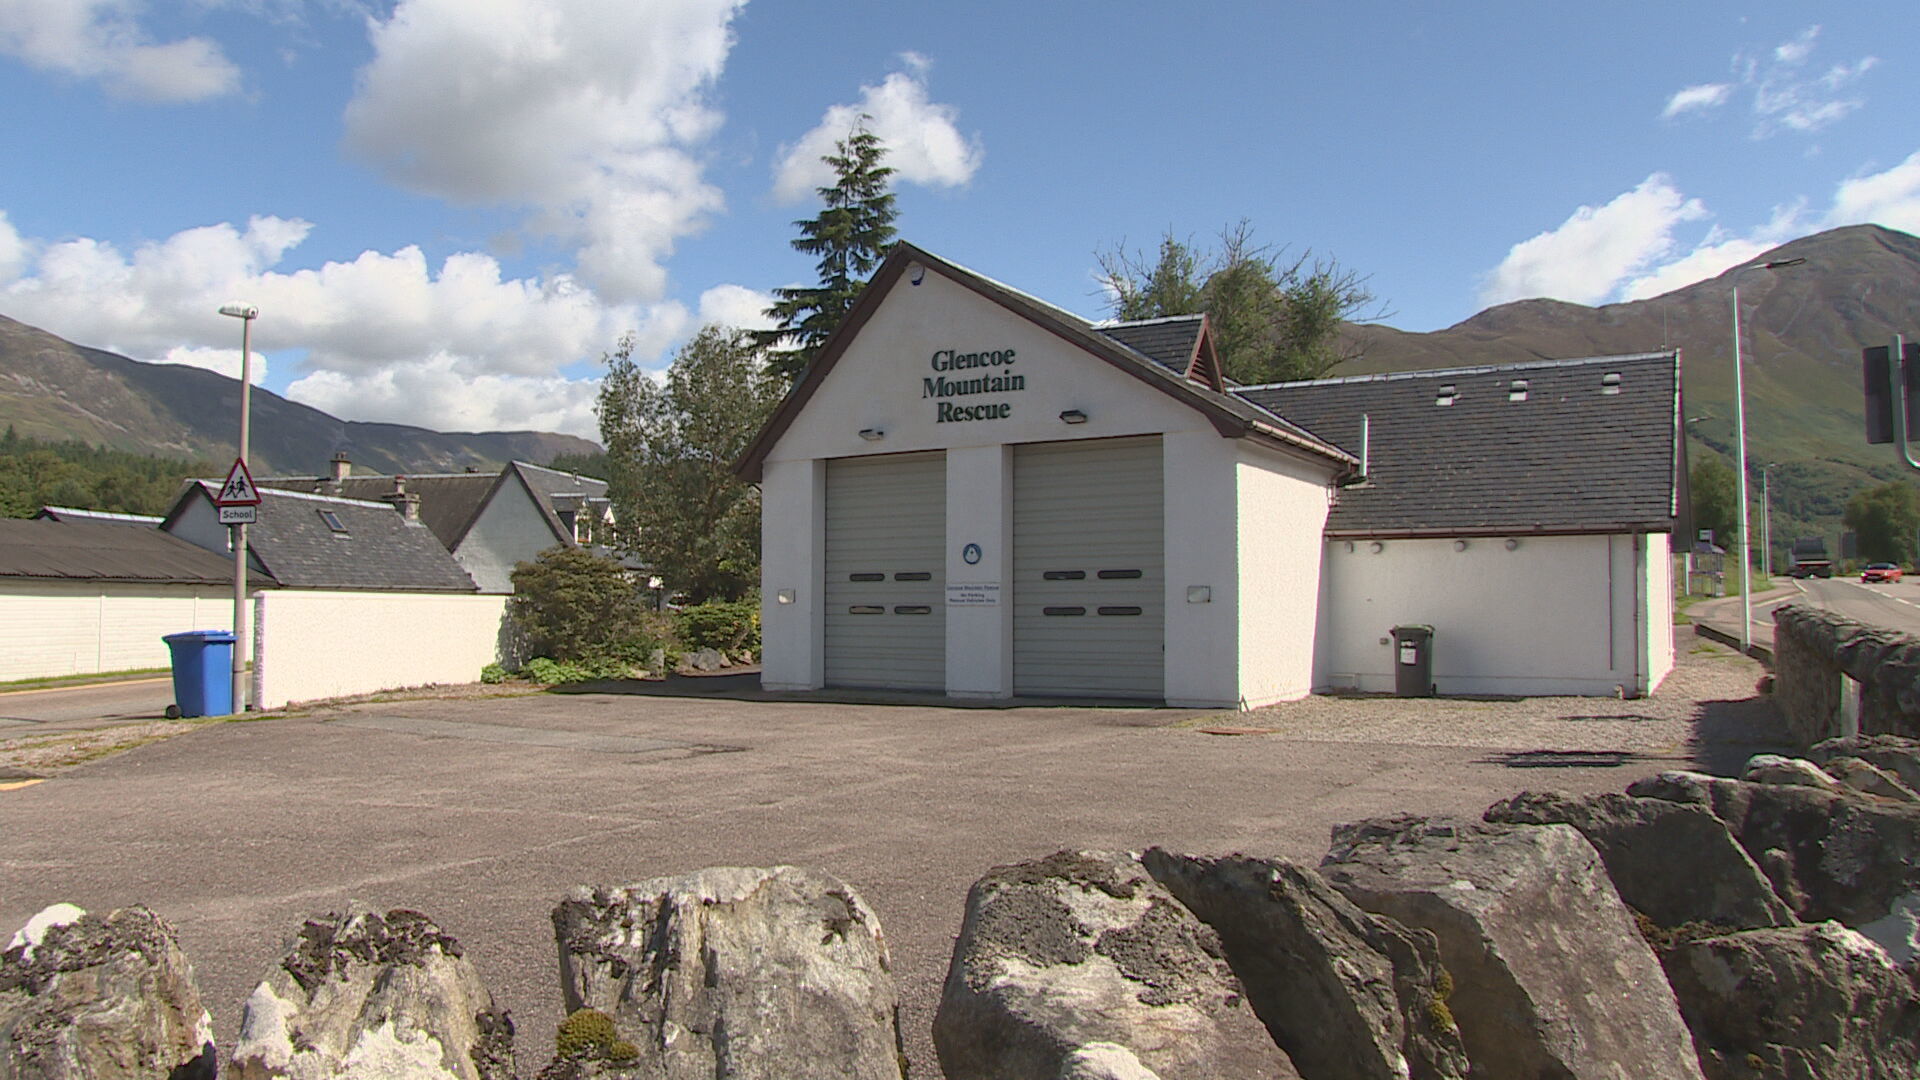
946;582;1001;606
218;504;257;525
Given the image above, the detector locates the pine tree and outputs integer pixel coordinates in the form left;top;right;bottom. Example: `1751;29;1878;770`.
760;122;898;384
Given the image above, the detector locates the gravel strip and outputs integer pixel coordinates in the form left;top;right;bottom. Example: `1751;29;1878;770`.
1220;637;1789;768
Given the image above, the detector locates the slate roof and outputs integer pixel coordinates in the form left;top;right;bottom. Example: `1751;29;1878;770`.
1236;352;1685;537
0;517;270;585
34;506;166;526
256;462;609;552
737;243;1355;480
1094;315;1207;376
177;483;477;591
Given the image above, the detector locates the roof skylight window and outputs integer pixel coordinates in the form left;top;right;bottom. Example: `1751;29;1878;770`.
1509;379;1529;402
1601;372;1622;395
318;509;348;534
1435;384;1458;406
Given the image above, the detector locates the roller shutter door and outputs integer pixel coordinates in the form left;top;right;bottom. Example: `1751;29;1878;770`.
824;452;946;690
1013;436;1164;699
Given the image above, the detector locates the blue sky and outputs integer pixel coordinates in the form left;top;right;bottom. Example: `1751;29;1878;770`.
2;2;1916;441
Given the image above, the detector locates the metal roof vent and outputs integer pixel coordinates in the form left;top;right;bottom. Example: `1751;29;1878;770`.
1435;384;1458;406
1601;372;1623;395
1508;379;1529;402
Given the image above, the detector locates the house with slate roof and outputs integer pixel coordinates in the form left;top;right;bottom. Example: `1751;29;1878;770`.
1241;353;1686;696
254;457;614;593
163;483;477;593
741;242;1684;705
0;516;274;680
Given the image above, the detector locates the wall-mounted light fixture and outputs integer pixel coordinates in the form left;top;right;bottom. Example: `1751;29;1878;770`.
1059;409;1088;424
1186;586;1211;604
1454;539;1469;552
858;428;885;441
776;589;796;605
909;264;926;286
1370;541;1385;554
1504;538;1520;551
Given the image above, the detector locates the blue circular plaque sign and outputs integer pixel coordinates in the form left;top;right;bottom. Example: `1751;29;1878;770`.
962;542;982;565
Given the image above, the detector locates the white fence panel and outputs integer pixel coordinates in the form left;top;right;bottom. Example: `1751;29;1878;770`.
0;581;233;681
253;590;507;709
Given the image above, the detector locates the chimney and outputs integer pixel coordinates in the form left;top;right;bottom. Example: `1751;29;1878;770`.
329;450;351;482
382;475;420;522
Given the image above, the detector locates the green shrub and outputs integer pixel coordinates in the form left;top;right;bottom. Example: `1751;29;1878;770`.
507;547;665;668
479;662;510;684
555;1008;619;1058
676;596;760;654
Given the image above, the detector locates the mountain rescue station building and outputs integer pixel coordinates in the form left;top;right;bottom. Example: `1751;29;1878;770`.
736;243;1685;709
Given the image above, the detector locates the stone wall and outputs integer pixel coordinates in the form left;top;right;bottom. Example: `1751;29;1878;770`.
1773;602;1920;747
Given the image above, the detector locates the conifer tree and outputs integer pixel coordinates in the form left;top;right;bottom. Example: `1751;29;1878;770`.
760;121;898;384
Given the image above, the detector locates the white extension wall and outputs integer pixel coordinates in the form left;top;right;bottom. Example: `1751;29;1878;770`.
1235;443;1336;707
1315;532;1673;697
253;590;507;708
0;580;238;681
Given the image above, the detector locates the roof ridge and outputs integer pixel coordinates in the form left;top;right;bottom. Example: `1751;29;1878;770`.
1092;313;1208;330
1235;350;1677;391
198;480;397;509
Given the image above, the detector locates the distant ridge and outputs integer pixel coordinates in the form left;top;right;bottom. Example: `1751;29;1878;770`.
1332;224;1920;557
0;314;598;474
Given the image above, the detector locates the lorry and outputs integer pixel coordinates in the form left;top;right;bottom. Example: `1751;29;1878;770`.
1789;537;1833;579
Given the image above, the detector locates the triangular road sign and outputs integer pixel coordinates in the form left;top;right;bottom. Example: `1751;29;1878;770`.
216;458;262;506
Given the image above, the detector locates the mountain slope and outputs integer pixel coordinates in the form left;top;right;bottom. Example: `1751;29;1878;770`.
1336;224;1920;559
0;315;598;474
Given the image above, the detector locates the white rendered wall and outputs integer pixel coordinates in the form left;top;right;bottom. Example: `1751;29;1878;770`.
1317;533;1663;697
759;458;826;690
455;477;565;593
0;580;234;680
1163;431;1240;708
1644;531;1674;691
945;445;1013;697
1235;444;1336;707
253;590;506;708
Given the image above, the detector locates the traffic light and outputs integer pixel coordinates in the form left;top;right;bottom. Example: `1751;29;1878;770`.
1864;342;1920;445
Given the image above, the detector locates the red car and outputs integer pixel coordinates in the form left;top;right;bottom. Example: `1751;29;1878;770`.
1863;563;1904;583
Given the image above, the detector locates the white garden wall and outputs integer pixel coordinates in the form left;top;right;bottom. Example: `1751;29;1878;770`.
0;580;236;681
253;590;507;708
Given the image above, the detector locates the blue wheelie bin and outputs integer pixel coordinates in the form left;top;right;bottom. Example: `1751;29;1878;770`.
162;630;236;718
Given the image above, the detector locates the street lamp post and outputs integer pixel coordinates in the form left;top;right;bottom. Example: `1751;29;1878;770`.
1761;463;1777;580
218;303;258;712
1732;258;1803;651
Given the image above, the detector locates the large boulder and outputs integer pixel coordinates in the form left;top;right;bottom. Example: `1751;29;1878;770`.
0;904;216;1080
1627;770;1920;932
1743;754;1844;792
1810;734;1920;792
551;865;904;1080
1321;816;1705;1080
1140;848;1467;1080
230;906;514;1080
1484;791;1796;931
1822;757;1920;802
1662;922;1920;1079
934;850;1294;1080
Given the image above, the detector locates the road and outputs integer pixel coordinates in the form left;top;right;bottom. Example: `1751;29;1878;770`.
0;677;175;731
1792;575;1920;637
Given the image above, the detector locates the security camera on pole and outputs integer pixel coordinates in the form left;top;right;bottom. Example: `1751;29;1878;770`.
218;303;259;712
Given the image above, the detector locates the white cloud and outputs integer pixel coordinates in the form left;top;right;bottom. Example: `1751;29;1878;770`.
154;345;269;384
342;0;743;302
1479;175;1706;306
1774;25;1819;65
1827;150;1920;235
695;283;773;332
1618;204;1804;301
0;211;704;436
1662;83;1731;118
286;357;604;439
0;0;240;101
0;211;25;284
772;53;984;203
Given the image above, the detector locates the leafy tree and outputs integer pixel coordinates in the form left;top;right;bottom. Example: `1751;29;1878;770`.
1689;456;1738;549
1096;222;1383;384
759;121;898;383
507;546;657;666
598;326;781;601
1843;480;1920;564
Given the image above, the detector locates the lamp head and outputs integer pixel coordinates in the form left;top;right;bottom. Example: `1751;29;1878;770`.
218;303;259;320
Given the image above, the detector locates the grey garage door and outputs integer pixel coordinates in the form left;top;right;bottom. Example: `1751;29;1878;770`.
824;452;946;690
1013;436;1164;699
